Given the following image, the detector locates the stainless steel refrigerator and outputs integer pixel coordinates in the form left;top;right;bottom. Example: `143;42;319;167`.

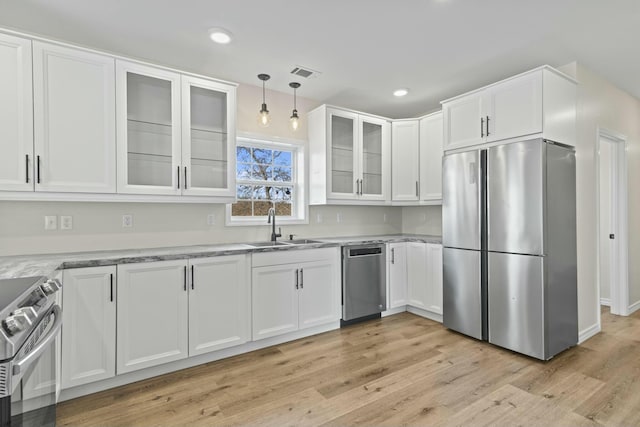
442;138;577;360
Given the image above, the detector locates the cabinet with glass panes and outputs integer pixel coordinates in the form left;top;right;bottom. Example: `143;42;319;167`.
116;60;236;197
308;105;390;204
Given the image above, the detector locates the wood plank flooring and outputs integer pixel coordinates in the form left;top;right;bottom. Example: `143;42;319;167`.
57;308;640;426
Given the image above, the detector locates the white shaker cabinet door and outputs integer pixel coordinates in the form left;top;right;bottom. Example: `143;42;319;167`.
419;112;443;201
117;260;188;374
391;120;420;202
188;255;249;356
252;264;299;340
33;42;116;193
61;266;116;389
485;71;542;143
442;92;485;150
406;242;428;310
298;259;340;330
388;243;407;308
0;33;33;191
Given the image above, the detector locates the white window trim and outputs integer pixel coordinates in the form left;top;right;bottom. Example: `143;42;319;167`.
226;133;309;226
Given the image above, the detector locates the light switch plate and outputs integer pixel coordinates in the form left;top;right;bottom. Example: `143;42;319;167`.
336;212;342;223
207;214;216;225
60;216;73;230
44;216;57;230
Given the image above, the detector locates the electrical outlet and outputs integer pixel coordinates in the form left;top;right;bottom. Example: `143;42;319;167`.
422;213;427;222
316;213;323;223
207;214;216;225
383;213;388;223
44;216;57;230
336;212;342;223
60;216;73;230
122;214;133;228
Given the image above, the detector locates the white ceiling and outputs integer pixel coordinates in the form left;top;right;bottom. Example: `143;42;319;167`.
1;0;638;118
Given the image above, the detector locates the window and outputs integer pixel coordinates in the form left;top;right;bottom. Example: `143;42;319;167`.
227;136;307;225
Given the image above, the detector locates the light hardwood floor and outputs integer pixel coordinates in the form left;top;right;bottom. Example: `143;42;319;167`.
57;308;640;426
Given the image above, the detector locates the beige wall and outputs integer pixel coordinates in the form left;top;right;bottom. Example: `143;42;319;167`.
559;62;640;334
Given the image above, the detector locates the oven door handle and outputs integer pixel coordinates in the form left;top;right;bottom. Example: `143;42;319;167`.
12;305;62;376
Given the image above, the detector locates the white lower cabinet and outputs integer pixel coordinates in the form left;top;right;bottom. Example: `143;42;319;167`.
388;242;443;316
252;248;340;341
117;260;189;374
188;255;250;356
388;242;407;308
61;266;116;389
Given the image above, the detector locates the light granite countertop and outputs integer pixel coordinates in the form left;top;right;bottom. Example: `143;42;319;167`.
0;234;441;280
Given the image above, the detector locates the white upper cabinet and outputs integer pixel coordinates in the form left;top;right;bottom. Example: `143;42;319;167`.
0;33;33;192
33;42;116;193
419;112;443;202
308;105;391;205
116;60;237;198
442;66;576;151
181;76;236;197
391;120;420;202
116;60;182;195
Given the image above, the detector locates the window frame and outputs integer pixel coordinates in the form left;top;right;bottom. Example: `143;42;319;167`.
226;133;308;226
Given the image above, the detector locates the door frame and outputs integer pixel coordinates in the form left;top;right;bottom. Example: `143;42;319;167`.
596;127;629;317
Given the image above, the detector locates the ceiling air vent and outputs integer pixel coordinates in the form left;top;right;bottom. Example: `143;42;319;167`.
290;65;321;79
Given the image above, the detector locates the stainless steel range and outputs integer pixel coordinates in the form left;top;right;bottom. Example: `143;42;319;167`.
0;276;62;427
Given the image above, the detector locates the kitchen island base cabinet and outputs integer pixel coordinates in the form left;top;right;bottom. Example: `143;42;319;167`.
117;260;189;374
61;266;116;389
252;248;340;341
189;255;250;356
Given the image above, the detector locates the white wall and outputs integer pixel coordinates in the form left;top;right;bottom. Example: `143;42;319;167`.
559;62;640;333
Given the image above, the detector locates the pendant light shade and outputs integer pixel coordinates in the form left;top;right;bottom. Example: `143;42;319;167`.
257;74;271;127
289;82;301;132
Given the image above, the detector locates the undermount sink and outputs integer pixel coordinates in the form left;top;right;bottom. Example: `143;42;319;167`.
246;241;291;248
287;239;323;245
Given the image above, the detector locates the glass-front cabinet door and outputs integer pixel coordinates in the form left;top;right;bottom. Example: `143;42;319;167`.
327;108;358;199
116;60;182;195
181;76;236;197
359;116;389;201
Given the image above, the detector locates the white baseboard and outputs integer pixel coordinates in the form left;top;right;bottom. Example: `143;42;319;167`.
600;298;611;307
382;306;407;317
406;306;443;323
578;322;601;344
627;300;640;315
59;321;340;402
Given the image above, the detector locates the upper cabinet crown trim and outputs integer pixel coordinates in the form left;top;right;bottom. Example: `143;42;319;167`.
0;27;238;88
440;65;576;105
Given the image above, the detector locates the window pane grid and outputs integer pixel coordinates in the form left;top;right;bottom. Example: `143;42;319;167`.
232;144;294;217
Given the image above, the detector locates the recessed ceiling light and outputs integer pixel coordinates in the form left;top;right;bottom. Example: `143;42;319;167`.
393;88;409;97
208;28;233;44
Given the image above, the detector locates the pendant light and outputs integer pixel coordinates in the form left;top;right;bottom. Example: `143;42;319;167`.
257;74;271;127
289;82;301;132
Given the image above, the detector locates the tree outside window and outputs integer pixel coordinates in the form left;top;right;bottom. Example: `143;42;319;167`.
232;146;294;217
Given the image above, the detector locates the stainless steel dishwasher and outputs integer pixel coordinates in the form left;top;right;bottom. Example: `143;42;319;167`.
342;244;386;325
